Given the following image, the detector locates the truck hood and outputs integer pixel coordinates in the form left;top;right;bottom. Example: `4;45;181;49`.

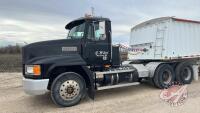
22;39;82;64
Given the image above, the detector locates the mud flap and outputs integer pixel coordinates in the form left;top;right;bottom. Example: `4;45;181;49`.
82;66;95;100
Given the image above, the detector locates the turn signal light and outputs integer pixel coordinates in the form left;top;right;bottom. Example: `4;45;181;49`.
33;65;41;76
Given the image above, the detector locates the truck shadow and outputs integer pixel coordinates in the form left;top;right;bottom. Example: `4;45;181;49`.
81;82;158;104
27;93;57;108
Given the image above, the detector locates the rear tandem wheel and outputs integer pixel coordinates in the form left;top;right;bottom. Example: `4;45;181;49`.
153;64;175;89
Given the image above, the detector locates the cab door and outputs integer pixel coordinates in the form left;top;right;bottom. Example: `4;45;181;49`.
83;21;111;66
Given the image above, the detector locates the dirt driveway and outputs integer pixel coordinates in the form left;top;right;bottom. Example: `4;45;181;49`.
0;73;200;113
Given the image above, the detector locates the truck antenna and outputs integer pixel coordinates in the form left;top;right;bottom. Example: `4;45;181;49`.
91;7;95;16
84;7;95;18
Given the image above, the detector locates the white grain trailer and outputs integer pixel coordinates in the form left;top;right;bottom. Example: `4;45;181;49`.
129;17;200;60
126;17;200;88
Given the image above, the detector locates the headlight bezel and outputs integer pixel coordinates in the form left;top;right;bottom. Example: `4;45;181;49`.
25;65;41;76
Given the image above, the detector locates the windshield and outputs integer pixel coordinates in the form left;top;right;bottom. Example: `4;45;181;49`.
67;23;85;39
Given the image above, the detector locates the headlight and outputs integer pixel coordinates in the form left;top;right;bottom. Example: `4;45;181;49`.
25;65;41;76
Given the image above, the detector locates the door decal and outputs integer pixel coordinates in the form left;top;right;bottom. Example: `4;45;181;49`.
95;51;109;60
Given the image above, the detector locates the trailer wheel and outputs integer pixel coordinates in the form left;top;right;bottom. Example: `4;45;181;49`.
175;62;193;84
153;64;175;89
51;72;86;107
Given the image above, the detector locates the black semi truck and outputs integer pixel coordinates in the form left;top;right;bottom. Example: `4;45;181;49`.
22;16;199;107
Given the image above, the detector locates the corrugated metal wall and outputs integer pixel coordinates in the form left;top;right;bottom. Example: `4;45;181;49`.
164;20;200;58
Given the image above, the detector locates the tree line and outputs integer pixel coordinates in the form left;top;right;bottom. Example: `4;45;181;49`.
0;45;22;54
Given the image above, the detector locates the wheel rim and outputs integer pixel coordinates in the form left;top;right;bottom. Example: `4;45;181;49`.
182;67;192;81
162;70;172;84
59;80;80;100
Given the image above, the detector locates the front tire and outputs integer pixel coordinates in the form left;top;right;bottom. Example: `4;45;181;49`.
153;64;175;89
51;72;86;107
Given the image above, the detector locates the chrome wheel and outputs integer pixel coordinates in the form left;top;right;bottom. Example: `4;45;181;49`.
51;72;86;107
59;80;80;100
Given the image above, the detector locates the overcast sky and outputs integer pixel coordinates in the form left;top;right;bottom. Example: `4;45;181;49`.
0;0;200;46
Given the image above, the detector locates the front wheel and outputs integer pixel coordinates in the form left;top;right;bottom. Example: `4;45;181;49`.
51;72;86;107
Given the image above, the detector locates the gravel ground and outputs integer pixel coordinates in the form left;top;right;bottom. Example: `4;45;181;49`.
0;73;200;113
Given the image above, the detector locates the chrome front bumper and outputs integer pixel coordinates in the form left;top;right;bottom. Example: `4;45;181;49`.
23;77;49;95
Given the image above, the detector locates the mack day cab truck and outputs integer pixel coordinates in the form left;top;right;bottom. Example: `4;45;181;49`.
22;16;200;107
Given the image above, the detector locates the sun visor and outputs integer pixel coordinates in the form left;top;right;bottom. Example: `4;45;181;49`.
65;19;85;30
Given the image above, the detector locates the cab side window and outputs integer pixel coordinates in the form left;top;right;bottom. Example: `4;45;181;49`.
87;21;106;41
94;22;101;40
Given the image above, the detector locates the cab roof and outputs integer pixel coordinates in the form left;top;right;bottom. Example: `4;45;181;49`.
65;17;110;29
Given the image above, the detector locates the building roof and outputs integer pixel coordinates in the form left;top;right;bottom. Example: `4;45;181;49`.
131;17;200;30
